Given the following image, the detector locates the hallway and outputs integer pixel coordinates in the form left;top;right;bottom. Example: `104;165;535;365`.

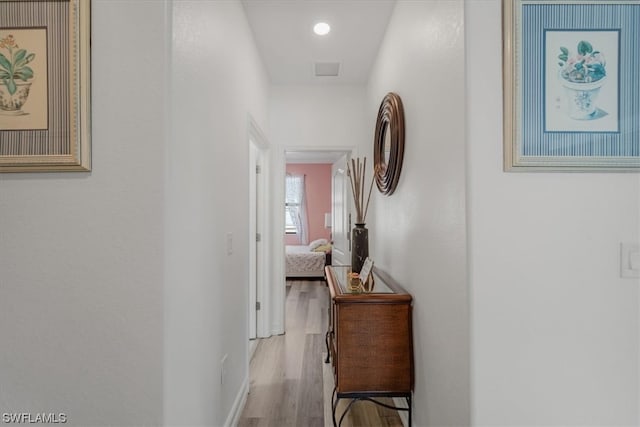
3;2;637;425
239;280;402;427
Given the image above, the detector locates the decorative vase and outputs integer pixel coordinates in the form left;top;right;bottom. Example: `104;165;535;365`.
351;223;369;274
0;80;33;115
560;76;606;120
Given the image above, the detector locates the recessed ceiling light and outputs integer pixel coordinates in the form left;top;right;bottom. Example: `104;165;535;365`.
313;22;331;36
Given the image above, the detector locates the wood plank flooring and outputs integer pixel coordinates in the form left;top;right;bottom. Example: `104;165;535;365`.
239;279;403;427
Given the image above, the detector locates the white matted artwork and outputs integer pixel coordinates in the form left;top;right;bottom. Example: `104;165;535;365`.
544;30;619;133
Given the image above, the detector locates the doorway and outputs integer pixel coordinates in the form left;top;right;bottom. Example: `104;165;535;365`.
277;148;354;333
329;152;352;267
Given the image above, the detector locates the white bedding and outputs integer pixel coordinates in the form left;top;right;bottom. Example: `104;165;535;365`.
285;245;326;277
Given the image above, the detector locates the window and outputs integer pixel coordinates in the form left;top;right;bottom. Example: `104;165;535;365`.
285;203;298;234
285;173;309;244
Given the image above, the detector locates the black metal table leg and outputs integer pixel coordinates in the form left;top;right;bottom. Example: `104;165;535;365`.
324;329;330;363
337;398;360;427
331;387;338;427
331;392;412;427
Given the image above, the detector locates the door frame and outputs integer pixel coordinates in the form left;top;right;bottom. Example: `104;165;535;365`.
247;115;270;348
330;153;353;267
269;145;356;336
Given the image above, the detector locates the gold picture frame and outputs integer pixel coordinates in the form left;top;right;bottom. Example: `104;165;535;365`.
0;0;90;172
503;0;640;172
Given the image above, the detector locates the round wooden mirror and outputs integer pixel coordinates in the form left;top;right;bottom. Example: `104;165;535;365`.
374;92;405;195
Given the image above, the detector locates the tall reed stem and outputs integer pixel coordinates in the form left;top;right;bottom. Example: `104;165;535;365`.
347;157;374;224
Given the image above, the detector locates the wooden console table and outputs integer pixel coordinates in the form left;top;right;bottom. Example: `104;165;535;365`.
324;265;414;426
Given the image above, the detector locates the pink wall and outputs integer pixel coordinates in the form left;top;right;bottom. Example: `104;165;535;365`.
285;163;332;245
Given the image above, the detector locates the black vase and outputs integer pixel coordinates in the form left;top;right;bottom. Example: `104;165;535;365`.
351;223;369;273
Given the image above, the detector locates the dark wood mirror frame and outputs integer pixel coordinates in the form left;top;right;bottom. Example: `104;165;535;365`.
374;92;405;195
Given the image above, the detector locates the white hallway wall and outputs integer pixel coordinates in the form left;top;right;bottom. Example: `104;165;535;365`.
0;0;270;425
366;1;470;426
269;85;367;151
467;0;639;425
166;0;269;425
0;1;166;425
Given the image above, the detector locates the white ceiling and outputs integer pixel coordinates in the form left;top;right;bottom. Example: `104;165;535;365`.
242;0;396;85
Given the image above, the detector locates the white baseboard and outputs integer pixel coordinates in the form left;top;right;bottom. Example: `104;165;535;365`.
224;376;249;427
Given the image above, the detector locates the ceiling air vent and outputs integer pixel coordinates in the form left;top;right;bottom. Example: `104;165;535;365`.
314;62;340;77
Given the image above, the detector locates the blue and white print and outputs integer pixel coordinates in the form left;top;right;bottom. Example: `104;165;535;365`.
520;1;640;159
545;30;619;132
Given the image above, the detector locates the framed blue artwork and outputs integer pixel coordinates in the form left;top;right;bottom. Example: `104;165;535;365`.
503;0;640;171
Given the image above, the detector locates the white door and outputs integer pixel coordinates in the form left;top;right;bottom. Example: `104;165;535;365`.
249;143;259;339
249;141;267;339
331;154;351;266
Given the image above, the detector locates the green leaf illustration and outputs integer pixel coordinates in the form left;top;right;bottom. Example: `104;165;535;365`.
578;40;593;55
14;58;27;70
14;66;33;80
14;67;33;81
0;37;37;96
4;78;17;95
560;47;569;55
558;54;568;62
14;49;27;63
0;53;11;72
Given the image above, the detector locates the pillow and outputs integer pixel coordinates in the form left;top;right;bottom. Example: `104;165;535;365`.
313;243;332;253
308;238;328;250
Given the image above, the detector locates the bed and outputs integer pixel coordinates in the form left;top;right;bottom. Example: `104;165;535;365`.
285;239;331;278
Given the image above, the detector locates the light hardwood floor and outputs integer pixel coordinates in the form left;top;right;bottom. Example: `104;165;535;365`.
239;279;403;427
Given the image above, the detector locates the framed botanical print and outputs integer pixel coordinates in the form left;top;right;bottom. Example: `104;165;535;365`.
503;0;640;171
0;0;90;172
